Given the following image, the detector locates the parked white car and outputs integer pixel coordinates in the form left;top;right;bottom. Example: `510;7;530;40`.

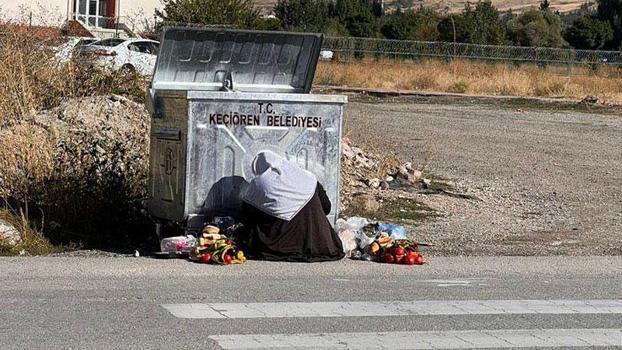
54;37;98;62
319;50;334;60
80;38;160;77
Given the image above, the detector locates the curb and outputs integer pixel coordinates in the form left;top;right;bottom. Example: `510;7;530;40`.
313;85;621;107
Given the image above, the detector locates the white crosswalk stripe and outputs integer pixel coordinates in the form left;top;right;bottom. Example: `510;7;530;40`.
161;300;622;348
209;329;622;349
161;299;622;319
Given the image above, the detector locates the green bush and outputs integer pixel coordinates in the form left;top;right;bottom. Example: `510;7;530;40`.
507;9;567;47
565;16;614;50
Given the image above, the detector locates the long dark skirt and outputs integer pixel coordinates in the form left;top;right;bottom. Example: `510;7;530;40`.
242;184;344;262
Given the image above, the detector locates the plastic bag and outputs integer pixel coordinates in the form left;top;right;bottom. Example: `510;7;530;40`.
355;230;375;250
160;235;197;253
345;216;370;231
336;217;373;254
338;229;357;254
377;223;407;240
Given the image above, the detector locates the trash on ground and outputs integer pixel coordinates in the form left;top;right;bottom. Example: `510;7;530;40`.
160;235;198;255
158;220;247;265
338;216;428;266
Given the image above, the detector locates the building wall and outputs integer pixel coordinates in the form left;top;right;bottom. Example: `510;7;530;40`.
0;0;162;26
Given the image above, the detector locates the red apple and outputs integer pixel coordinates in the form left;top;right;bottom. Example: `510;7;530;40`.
405;255;416;265
414;255;425;265
384;254;395;264
200;253;211;264
394;247;405;256
223;254;233;265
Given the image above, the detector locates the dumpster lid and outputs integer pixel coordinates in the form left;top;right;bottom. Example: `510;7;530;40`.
152;27;323;93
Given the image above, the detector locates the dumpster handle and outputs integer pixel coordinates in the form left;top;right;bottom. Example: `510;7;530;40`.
221;72;235;92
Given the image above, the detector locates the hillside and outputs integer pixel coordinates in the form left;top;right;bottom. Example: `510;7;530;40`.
254;0;587;14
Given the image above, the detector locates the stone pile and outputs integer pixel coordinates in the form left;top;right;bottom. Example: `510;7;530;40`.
340;138;435;210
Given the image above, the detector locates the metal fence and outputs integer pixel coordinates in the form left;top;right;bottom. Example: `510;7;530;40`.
322;36;622;66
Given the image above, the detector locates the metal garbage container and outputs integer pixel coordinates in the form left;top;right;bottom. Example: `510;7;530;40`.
146;27;347;234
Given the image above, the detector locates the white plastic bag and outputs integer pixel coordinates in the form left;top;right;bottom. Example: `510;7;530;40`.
338;229;357;254
355;231;375;250
336;217;374;252
160;235;197;253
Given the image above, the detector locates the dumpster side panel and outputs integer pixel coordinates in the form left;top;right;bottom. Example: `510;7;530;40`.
147;94;189;221
187;96;343;224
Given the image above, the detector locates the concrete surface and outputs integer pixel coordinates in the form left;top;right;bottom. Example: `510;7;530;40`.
1;256;621;349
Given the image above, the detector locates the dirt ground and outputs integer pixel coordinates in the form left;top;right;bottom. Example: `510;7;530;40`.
344;96;622;256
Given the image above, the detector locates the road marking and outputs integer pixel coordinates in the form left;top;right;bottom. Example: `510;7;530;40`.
161;299;622;319
209;328;622;349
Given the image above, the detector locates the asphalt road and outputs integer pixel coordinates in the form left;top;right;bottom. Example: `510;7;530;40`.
344;98;622;255
1;256;621;349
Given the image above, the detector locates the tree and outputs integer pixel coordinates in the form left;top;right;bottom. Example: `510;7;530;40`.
437;14;473;43
507;9;567;47
381;7;439;41
274;0;330;31
331;0;374;22
463;1;507;44
595;0;622;49
403;7;440;41
346;12;379;37
540;0;550;11
330;0;381;37
155;0;260;29
323;18;350;36
564;16;613;49
381;16;408;39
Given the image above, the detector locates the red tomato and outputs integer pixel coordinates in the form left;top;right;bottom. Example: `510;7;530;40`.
394;247;405;256
414;255;425;265
384;254;395;264
408;251;419;258
200;253;211;264
405;255;416;265
223;254;233;265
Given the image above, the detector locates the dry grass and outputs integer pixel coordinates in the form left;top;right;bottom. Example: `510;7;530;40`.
0;207;64;256
0;29;147;126
0;29;152;253
316;59;622;104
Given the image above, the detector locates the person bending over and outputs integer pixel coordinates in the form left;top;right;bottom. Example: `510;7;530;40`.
241;151;344;262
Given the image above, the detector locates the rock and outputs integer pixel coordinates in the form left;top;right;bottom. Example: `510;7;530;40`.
380;181;390;190
0;219;21;246
351;146;364;155
355;155;373;168
581;95;599;104
397;166;409;179
342;142;355;159
343;147;355;159
404;162;413;171
367;178;381;189
385;176;394;182
422;178;432;188
409;169;423;179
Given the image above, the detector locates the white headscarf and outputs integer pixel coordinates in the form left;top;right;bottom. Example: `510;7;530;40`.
242;151;317;221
